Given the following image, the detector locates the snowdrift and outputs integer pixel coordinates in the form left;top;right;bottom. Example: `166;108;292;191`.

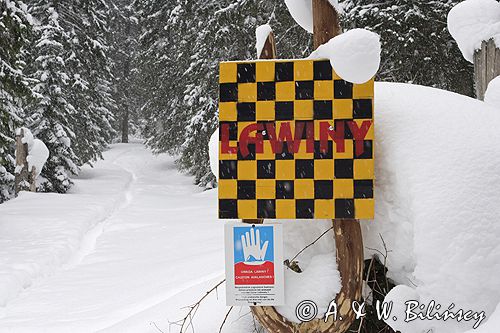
364;82;500;332
210;82;500;332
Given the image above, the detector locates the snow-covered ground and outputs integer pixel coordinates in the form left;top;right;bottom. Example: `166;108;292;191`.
2;82;500;333
0;143;232;332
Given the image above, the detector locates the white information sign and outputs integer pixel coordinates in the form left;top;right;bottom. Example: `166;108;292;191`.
225;223;285;306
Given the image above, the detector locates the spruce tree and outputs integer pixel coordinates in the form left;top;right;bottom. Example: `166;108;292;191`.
137;0;310;187
28;2;79;192
109;0;140;142
343;0;474;96
0;0;32;202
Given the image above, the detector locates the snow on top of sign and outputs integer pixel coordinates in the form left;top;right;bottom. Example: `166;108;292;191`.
284;0;340;33
255;24;272;57
448;0;500;63
310;28;381;84
485;75;500;108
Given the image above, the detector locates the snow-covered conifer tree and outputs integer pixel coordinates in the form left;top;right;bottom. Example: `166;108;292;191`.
0;0;32;202
27;2;79;192
343;0;474;96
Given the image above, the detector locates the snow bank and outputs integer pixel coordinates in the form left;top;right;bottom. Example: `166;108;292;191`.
255;24;272;57
0;145;134;308
485;75;500;108
284;0;340;33
369;83;500;332
310;29;381;83
448;0;500;63
273;220;339;322
465;303;500;333
211;82;500;331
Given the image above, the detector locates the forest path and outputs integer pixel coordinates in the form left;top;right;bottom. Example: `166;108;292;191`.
0;143;225;332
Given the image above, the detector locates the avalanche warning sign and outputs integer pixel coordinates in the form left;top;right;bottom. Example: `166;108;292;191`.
225;223;285;306
217;59;375;220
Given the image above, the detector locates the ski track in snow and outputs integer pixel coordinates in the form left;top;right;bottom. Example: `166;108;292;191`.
65;152;138;269
0;143;227;332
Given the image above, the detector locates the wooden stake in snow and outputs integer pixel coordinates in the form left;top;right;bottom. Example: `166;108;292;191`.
313;3;364;331
258;30;277;60
474;39;500;100
250;2;364;332
15;128;35;194
241;27;277;228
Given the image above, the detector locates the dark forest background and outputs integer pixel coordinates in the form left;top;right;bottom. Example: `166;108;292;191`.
0;0;473;203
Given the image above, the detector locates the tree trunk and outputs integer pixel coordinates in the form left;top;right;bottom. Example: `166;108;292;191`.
121;103;129;143
250;4;365;332
474;39;500;100
313;2;365;331
121;14;132;144
15;128;31;194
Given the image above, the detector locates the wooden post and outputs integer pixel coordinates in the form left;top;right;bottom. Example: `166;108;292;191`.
242;30;277;228
474;39;500;100
250;4;364;332
312;0;341;49
258;31;277;60
15;128;31;194
313;2;364;331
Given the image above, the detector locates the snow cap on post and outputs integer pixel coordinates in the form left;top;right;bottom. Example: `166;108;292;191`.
27;139;49;177
310;29;381;84
448;0;500;63
255;24;273;58
485;75;500;108
284;0;340;33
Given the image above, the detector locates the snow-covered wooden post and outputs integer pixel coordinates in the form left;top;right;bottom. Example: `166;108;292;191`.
447;0;500;100
15;128;32;194
241;26;277;228
474;39;500;100
313;1;364;332
250;3;364;333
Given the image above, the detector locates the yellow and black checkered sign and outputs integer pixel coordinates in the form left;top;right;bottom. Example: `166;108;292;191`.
218;59;374;220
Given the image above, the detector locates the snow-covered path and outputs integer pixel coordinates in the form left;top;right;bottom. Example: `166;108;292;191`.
0;143;231;332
